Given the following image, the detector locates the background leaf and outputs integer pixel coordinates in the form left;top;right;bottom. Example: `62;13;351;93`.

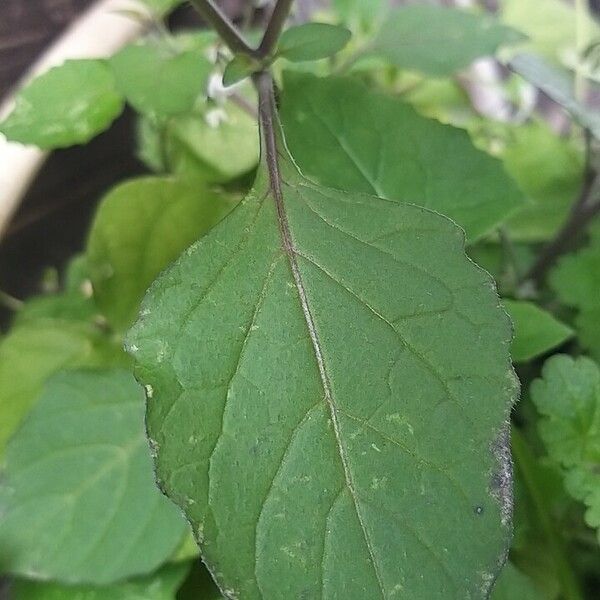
501;0;600;62
0;60;124;149
531;355;600;539
550;229;600;361
139;0;184;17
0;369;188;584
110;41;212;118
490;562;544;600
12;256;97;326
277;23;351;62
10;562;190;600
370;5;525;76
280;72;525;240
503;299;573;363
0;320;121;456
86;176;238;330
127;123;516;598
141;101;259;183
510;54;600;139
502;121;585;242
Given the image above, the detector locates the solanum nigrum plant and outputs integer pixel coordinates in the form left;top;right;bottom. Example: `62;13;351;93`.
0;0;599;598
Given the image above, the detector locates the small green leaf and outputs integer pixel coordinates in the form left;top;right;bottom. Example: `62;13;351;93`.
503;299;573;363
510;53;600;139
490;562;545;600
163;102;259;183
370;5;525;76
10;562;190;600
127;98;516;598
531;355;600;539
86;177;238;330
110;41;212;117
0;60;124;149
280;72;525;240
550;229;600;360
277;23;351;62
223;55;258;87
0;369;188;584
0;320;121;456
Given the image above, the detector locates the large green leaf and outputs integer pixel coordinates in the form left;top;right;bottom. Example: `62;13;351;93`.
503;300;573;363
0;320;120;455
86;177;237;330
127;98;517;598
0;369;188;584
10;562;190;600
369;5;525;76
0;60;124;149
110;41;212;118
280;72;524;240
531;355;600;539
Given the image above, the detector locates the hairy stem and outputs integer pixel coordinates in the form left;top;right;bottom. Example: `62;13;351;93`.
523;130;599;285
258;0;295;58
189;0;257;56
511;428;584;600
254;70;281;193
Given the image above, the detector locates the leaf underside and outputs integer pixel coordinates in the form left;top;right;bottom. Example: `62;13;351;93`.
127;117;517;598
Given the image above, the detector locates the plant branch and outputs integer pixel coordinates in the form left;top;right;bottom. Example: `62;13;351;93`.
189;0;257;56
229;91;258;119
257;0;295;58
523;130;600;285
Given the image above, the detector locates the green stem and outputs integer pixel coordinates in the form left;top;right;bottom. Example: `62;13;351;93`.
522;129;599;285
511;428;584;600
189;0;257;56
257;0;295;58
332;44;372;75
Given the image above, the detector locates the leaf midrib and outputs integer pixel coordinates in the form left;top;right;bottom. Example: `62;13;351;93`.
263;115;387;596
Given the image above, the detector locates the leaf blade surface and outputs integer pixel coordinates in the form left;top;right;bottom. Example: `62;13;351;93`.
280;72;524;240
127;95;517;598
